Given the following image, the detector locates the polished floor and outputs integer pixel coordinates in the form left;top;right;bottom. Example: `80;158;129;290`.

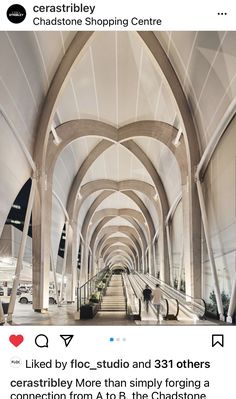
6;302;135;326
2;302;224;326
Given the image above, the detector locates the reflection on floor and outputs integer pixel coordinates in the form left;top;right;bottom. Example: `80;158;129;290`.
5;302;225;326
10;303;78;326
9;303;135;326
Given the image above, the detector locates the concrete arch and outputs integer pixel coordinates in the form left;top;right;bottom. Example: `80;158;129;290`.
95;226;143;260
105;250;134;268
102;244;137;263
89;215;147;256
91;208;145;227
66;139;113;219
106;251;133;265
80;192;114;240
98;230;138;269
53;126;176;290
47;121;117;178
79;191;113;283
97;242;142;271
50;121;173;224
81;191;152;248
34;32;94;170
82;212;146;281
122;140;170;213
80;179;156;199
122;191;155;239
81;193;156;277
119;122;186;182
60;129;167;228
100;237;139;261
138;32;201;297
88;208;148;242
137;32;200;167
94;225;144;275
109;264;129;272
31;31;201;309
63;134;167;288
51;124;173;288
35;119;177;305
107;258;132;270
77;179;160;222
73;179;160;280
43;120;174;240
89;216;145;278
104;247;135;263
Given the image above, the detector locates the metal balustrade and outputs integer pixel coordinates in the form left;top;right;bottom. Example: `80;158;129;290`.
77;268;111;310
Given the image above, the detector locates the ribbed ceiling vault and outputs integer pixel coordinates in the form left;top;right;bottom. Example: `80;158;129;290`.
2;31;235;304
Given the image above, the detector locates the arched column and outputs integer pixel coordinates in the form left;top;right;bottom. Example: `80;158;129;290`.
100;236;140;270
103;244;137;267
79;191;114;285
90;217;146;273
104;248;135;266
78;189;153;283
94;226;143;271
138;32;201;297
32;30;201;310
32;33;94;311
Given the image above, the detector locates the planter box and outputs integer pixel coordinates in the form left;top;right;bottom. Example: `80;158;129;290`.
80;304;99;319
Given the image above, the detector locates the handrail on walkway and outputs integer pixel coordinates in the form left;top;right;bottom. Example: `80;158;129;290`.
139;272;206;319
77;267;111;310
128;274;176;321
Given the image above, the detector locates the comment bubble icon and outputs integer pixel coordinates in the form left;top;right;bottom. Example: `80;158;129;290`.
35;334;49;348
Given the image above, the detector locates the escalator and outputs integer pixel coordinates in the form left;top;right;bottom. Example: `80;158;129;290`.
130;273;179;322
124;272;178;322
136;272;206;321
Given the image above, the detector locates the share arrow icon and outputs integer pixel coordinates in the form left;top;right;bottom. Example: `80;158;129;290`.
60;335;74;347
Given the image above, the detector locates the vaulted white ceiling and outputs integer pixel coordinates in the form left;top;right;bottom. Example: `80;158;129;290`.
1;30;236;267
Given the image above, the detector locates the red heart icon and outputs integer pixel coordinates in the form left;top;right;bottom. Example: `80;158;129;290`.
9;335;24;347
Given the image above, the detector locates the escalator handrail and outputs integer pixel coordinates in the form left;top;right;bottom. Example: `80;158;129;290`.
123;274;144;318
131;274;171;320
147;273;206;306
134;273;181;319
163;298;169;319
126;274;141;300
143;273;206;318
122;274;136;316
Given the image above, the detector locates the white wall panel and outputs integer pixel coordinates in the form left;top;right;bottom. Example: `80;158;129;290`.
0;115;30;237
203;114;236;300
134;137;181;206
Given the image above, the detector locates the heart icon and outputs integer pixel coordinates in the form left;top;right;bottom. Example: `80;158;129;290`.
9;335;24;347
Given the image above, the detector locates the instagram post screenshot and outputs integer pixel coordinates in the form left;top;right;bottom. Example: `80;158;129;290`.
0;1;235;398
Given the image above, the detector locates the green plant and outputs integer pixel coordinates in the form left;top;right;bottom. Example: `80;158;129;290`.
89;291;101;303
207;290;230;316
96;281;105;291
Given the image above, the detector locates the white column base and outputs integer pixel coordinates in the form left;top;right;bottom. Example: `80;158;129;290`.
219;313;225;321
74;311;80;320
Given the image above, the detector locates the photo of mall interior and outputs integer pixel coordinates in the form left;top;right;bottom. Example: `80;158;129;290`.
0;31;236;326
